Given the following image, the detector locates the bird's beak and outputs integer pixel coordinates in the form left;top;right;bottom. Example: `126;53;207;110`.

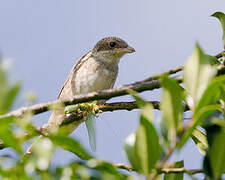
119;46;135;53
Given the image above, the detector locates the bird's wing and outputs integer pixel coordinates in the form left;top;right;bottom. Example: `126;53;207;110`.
57;51;91;99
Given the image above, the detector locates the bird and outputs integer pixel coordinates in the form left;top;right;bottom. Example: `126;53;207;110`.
26;37;135;153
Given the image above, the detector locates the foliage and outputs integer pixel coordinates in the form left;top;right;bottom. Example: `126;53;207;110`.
0;11;225;180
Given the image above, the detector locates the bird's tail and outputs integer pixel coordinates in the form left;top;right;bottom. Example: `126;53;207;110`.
25;109;83;155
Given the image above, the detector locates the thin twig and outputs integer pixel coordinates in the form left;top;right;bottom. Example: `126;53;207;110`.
160;167;204;175
99;101;160;111
112;163;204;175
142;66;184;82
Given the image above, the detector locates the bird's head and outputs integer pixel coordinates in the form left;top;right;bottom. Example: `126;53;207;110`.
92;37;135;64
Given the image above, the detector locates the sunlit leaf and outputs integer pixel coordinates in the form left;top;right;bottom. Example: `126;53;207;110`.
129;90;148;108
196;75;225;113
126;93;161;174
178;105;221;149
184;44;217;109
211;12;225;47
191;128;208;155
134;106;160;175
130;92;154;121
124;133;139;170
161;76;183;143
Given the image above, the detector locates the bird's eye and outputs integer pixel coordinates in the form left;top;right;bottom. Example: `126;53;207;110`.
109;42;116;48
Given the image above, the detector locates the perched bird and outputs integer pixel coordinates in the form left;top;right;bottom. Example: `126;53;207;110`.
26;37;135;153
48;37;135;133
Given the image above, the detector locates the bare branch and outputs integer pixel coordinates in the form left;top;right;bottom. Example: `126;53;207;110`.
112;163;204;175
160;167;204;175
99;101;160;111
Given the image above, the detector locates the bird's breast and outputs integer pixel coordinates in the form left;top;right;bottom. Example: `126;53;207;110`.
71;58;118;95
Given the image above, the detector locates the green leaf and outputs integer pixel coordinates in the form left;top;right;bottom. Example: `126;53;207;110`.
191;128;208;155
0;162;34;180
204;124;225;179
206;55;220;65
209;131;225;179
0;66;21;115
164;160;184;180
184;44;217;109
178;105;221;149
0;117;22;154
85;113;96;152
129;90;148;108
0;139;5;150
134;106;160;175
124;133;139;170
0;83;21;115
130;92;154;121
0;67;8;96
196;75;225;113
161;76;183;143
211;12;225;46
49;135;93;160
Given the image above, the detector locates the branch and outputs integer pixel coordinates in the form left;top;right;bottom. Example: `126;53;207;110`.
1;69;183;119
112;163;204;175
0;80;162;118
159;167;204;175
0;101;160;150
61;101;161;125
99;101;160;111
0;100;191;150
